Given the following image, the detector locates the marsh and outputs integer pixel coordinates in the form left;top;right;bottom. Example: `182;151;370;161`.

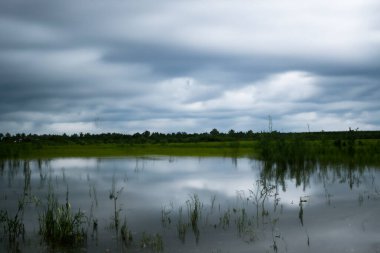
0;157;379;252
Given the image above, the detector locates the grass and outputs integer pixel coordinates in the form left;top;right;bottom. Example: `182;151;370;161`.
0;141;257;159
249;180;275;227
187;194;202;244
0;208;25;244
235;208;247;236
109;175;123;230
177;207;187;244
257;136;380;167
38;187;87;248
219;209;231;230
1;133;379;252
162;194;204;244
120;217;133;247
140;232;164;253
0;160;34;250
161;205;172;228
2;137;379;170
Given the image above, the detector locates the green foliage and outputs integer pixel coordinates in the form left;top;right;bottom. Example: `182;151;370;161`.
187;194;202;244
1;130;379;161
234;208;255;241
161;205;172;228
120;217;133;247
255;130;380;192
219;209;231;230
38;189;86;248
0;141;255;158
109;175;123;230
0;161;34;250
0;209;25;244
140;232;164;252
249;180;275;227
177;207;187;244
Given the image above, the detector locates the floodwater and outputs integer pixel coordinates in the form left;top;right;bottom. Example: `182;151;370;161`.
0;157;379;253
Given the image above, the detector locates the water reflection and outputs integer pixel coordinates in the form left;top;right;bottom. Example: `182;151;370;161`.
0;157;379;252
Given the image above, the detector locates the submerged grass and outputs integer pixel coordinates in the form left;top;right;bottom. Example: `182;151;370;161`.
120;217;133;247
177;207;187;244
161;205;172;228
38;187;87;248
109;175;123;230
0;208;25;244
0;160;35;251
219;209;231;230
1;132;379;252
187;194;202;244
140;232;164;253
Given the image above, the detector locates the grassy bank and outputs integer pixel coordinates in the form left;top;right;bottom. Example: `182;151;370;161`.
0;141;257;159
1;131;379;165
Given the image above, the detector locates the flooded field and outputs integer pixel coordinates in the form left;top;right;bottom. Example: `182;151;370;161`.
1;157;380;252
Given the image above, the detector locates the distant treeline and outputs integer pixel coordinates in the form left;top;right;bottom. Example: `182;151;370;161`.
1;129;380;162
1;129;380;145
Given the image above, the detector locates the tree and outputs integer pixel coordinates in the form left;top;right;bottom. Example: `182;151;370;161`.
210;128;219;136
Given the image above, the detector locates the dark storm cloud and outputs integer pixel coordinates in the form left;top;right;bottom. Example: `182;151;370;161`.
0;0;379;133
102;40;380;85
102;42;224;78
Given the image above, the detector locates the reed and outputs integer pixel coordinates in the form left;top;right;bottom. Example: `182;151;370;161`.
187;194;202;244
38;187;86;247
120;217;133;247
249;179;275;227
140;232;164;252
177;207;187;243
109;175;123;230
0;208;25;244
219;209;231;230
0;160;33;249
161;205;172;228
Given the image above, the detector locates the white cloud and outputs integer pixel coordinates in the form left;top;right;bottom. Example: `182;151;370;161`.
201;71;318;112
47;122;97;134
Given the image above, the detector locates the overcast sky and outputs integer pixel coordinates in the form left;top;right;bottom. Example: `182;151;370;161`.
1;0;379;134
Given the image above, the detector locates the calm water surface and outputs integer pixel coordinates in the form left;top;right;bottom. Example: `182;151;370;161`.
0;157;379;252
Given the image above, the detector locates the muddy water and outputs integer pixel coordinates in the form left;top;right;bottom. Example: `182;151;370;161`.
0;157;379;252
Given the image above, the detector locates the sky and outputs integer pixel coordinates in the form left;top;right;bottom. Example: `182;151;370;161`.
0;0;379;134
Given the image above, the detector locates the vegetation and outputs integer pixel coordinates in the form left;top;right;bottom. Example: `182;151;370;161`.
0;154;379;252
249;179;275;226
0;208;25;245
38;188;87;248
109;175;123;230
0;129;380;160
139;232;164;252
187;194;202;244
120;217;133;247
0;141;255;158
254;129;380;191
1;128;380;252
0;160;34;252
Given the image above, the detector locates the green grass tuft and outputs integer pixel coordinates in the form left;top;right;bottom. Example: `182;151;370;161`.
38;188;87;248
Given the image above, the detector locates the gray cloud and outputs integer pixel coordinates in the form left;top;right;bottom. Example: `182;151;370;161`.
0;0;379;134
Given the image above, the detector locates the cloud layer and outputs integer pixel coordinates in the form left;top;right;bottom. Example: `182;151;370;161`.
1;0;379;134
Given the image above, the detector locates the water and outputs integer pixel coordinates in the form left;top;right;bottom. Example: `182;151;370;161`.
0;157;379;252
